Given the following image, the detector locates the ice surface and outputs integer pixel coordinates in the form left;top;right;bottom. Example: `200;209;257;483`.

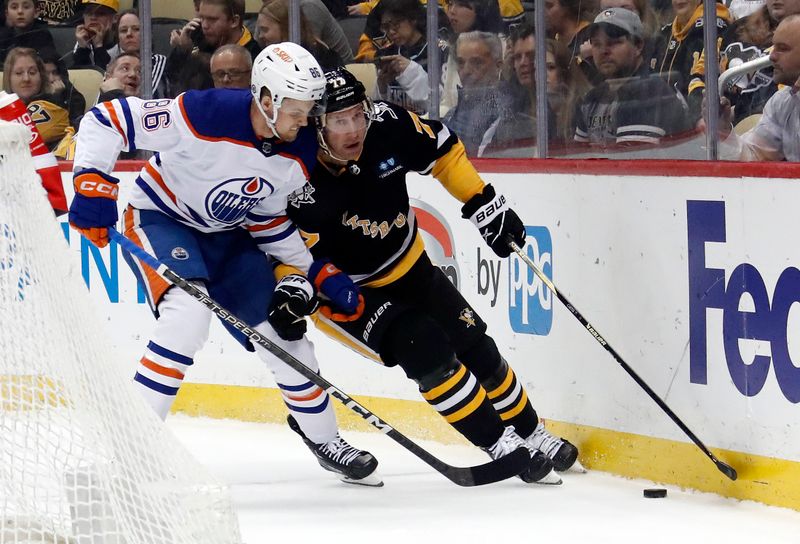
169;416;800;544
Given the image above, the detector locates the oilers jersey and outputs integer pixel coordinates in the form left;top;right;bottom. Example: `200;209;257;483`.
74;88;316;271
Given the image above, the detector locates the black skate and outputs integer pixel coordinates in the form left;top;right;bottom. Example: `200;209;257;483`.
287;415;383;486
526;421;585;473
484;427;562;485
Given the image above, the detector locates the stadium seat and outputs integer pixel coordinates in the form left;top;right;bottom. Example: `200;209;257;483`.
68;68;105;112
345;62;376;97
245;0;262;13
50;25;78;58
734;114;762;135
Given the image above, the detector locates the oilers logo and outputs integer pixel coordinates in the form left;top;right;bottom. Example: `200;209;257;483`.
205;177;271;225
509;226;552;335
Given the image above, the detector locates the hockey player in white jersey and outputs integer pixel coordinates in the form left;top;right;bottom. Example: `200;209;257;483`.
67;42;381;486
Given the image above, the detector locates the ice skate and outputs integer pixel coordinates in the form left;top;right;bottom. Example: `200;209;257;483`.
526;421;586;473
287;415;383;486
484;427;562;485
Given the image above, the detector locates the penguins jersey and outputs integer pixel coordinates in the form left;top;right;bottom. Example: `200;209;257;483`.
74;88;316;271
286;100;485;285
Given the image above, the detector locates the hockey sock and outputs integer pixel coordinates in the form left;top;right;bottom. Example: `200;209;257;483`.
133;286;212;420
419;362;505;448
253;320;338;444
483;360;538;439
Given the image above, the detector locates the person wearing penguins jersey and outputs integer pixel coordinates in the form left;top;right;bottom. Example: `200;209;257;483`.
285;67;586;485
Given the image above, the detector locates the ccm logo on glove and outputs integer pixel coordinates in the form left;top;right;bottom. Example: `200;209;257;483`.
77;179;119;198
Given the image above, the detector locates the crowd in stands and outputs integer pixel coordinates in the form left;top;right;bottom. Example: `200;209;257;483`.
0;0;796;161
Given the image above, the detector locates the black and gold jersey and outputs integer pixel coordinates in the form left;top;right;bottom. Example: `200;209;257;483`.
287;100;482;287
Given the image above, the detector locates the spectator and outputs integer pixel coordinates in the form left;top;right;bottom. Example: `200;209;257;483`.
373;0;445;115
574;8;688;147
2;47;74;150
112;9;168;98
264;0;352;63
40;48;85;130
0;0;56;64
98;51;140;101
599;0;658;60
441;0;503;113
210;43;251;88
65;0;119;70
714;14;800;160
545;0;598;80
719;0;800;125
355;0;448;62
508;25;589;144
351;0;525;30
37;0;82;25
257;0;342;69
443;31;535;156
650;0;732;125
166;0;261;96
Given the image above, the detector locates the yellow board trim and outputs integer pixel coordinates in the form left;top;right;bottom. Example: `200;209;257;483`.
420;364;466;401
172;383;800;511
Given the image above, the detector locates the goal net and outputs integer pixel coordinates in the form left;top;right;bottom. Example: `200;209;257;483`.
0;121;242;544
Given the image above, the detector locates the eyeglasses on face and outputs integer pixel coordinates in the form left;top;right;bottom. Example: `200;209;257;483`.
211;69;250;81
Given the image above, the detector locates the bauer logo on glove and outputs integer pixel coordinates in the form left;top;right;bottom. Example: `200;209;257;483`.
461;184;525;259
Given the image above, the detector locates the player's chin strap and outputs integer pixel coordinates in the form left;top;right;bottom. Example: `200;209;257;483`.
254;93;281;140
107;227;531;487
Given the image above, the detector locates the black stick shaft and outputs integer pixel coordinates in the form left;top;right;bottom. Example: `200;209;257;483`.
109;229;529;486
509;240;737;481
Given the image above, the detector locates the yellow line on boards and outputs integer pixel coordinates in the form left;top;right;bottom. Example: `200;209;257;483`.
173;383;800;511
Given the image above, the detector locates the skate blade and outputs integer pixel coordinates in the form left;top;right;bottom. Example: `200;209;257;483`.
340;471;384;487
533;469;562;485
567;459;587;474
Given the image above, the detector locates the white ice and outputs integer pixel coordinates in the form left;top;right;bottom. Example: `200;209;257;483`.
169;415;800;544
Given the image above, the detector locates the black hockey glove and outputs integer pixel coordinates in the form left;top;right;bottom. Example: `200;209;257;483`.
461;184;525;258
267;274;320;341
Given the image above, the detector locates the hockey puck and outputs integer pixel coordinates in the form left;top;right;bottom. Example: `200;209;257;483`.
643;488;667;498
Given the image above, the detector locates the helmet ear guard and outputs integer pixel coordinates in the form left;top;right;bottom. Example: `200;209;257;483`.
250;42;327;138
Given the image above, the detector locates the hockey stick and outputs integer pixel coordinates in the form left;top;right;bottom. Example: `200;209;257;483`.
108;229;529;486
508;238;738;481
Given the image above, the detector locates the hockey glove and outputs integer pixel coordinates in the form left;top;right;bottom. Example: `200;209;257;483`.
461;184;525;258
309;260;365;320
267;274;320;341
68;169;120;248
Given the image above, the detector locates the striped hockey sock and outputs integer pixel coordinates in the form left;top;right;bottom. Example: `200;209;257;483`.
133;341;193;420
420;363;504;448
278;380;337;444
486;364;538;438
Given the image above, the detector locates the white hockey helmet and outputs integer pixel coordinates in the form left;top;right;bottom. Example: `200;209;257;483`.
250;42;327;138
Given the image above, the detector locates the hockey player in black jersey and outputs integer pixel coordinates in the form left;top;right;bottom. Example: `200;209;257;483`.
284;67;583;484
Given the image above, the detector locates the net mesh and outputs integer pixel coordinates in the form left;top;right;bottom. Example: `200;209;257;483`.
0;121;242;544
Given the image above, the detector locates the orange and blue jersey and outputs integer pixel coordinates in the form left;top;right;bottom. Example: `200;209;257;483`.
73;88;316;272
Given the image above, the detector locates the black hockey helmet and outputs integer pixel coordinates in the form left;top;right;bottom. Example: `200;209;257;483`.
316;67;374;161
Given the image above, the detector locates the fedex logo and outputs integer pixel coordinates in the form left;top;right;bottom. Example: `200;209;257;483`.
508;226;552;335
687;200;800;403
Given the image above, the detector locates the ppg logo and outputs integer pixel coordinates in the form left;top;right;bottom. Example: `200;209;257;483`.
509;226;552;335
